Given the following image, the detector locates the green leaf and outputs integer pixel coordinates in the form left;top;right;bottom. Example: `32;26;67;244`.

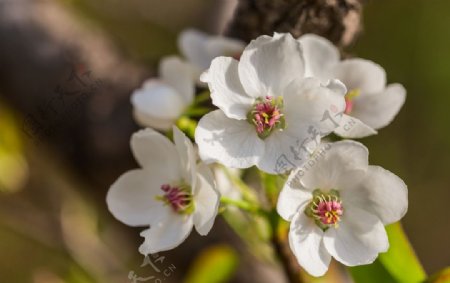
184;245;239;283
379;223;427;283
350;259;397;283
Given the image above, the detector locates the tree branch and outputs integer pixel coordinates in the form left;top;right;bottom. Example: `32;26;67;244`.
226;0;363;46
272;234;305;283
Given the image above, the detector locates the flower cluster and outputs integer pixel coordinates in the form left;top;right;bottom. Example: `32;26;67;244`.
107;30;408;277
277;141;407;276
131;29;245;130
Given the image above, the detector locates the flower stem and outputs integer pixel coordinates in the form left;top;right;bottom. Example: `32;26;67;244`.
220;197;265;215
259;172;305;283
183;107;211;117
220;166;260;204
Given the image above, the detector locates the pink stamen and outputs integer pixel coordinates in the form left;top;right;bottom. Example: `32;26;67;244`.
159;184;193;213
314;198;343;226
161;184;171;192
345;97;354;114
251;96;283;135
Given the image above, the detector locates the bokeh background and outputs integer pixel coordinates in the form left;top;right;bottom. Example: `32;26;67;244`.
0;0;449;282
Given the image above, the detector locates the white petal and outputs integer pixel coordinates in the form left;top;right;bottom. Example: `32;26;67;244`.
324;206;389;266
195;110;265;168
352;83;406;130
178;29;210;70
213;166;242;200
330;58;386;94
193;163;220;235
298;34;340;80
131;80;186;129
131;128;181;180
260;78;348;174
205;36;245;60
257;131;310;174
238;33;305;97
300;140;369;190
159;56;195;104
343;165;408;225
327;79;348;96
277;170;313;221
284;77;347;136
334;114;378;138
132;108;174;131
139;214;193;255
173;126;197;187
106;169;170;227
204;57;254;119
261;78;347;174
289;212;331;277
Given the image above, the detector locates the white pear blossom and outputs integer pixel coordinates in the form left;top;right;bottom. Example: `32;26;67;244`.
277;140;408;276
179;29;246;80
131;56;195;130
299;34;406;138
195;33;347;174
107;127;220;255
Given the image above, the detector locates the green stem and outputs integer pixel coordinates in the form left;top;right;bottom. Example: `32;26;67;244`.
175;116;197;139
220;197;266;215
182;107;211;117
221;166;260;204
194;90;211;104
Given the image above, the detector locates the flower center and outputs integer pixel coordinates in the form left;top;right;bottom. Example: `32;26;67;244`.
156;183;194;214
344;89;360;114
247;96;286;139
305;189;343;230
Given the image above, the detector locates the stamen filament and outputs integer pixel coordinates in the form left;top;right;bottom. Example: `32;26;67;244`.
157;183;195;214
305;189;344;230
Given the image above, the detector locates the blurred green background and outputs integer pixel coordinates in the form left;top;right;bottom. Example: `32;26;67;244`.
353;0;450;273
0;0;449;282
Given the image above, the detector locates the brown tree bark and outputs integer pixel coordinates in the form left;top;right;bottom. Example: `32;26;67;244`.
227;0;363;46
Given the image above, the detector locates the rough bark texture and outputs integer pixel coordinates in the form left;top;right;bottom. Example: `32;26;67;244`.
227;0;363;46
